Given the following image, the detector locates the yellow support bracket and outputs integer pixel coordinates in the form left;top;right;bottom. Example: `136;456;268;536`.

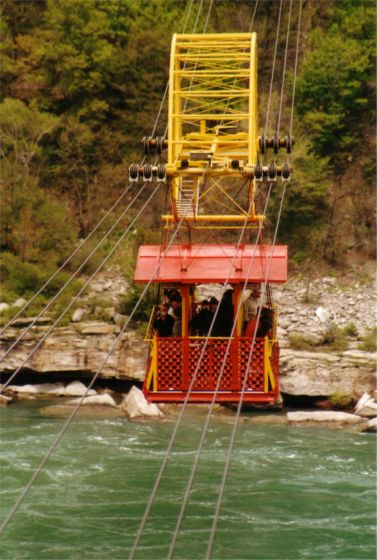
145;337;158;392
264;337;276;393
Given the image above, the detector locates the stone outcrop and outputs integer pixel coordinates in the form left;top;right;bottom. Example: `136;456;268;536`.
0;322;148;381
280;348;376;399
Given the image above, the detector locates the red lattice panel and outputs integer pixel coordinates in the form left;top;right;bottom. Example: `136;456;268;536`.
156;337;271;395
188;340;211;390
211;340;233;390
157;338;183;390
239;338;265;391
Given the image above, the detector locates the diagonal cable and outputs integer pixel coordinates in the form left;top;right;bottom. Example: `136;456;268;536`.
0;183;149;371
0;0;197;373
166;184;273;559
289;0;303;138
205;5;304;551
0;182;200;537
0;182;158;392
0;0;206;534
264;0;283;137
0;185;132;335
276;0;293;137
205;182;287;559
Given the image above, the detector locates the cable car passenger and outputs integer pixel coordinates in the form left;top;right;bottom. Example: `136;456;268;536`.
257;307;274;338
243;287;261;336
172;306;182;336
190;299;212;336
212;289;234;337
153;305;174;337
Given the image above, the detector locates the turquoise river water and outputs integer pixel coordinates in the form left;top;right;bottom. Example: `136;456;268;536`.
0;400;376;560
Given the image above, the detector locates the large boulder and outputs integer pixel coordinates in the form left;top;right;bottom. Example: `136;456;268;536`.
354;392;377;418
121;386;163;419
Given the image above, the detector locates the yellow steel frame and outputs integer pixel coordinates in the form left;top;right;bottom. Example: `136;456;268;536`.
167;33;259;225
263;337;276;393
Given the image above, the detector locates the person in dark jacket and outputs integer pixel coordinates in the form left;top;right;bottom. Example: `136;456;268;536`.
190;299;213;336
153;305;174;337
212;289;234;337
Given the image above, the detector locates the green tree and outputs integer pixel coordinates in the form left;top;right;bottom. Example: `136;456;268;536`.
295;2;375;167
0;98;75;264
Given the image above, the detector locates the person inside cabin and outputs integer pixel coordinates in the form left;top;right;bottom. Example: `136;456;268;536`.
212;289;234;337
209;296;219;314
257;307;274;338
172;305;182;336
153;304;174;337
243;286;261;336
190;299;212;336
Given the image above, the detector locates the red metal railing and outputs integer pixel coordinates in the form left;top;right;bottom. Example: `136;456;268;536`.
156;337;267;393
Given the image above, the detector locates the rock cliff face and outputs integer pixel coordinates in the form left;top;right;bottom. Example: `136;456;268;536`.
0;322;148;381
0;270;375;401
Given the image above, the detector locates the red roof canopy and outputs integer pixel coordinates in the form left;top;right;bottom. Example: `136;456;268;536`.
135;244;287;284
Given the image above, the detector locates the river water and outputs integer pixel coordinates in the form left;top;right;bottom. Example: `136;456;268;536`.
0;401;375;560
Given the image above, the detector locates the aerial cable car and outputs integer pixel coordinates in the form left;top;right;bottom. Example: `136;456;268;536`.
130;33;290;404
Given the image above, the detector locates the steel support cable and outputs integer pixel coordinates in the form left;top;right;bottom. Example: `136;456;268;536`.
135;3;290;555
222;0;259;117
203;0;214;31
276;0;293;138
169;8;294;536
205;183;287;559
0;0;196;339
0;181;159;393
263;0;284;137
206;14;302;548
150;0;195;138
130;10;261;558
0;0;200;369
0;0;204;535
0;186;133;336
0;181;150;374
0;188;199;538
129;177;270;560
289;0;303;139
167;184;273;559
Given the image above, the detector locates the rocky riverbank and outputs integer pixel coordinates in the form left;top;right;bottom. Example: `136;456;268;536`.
0;267;376;407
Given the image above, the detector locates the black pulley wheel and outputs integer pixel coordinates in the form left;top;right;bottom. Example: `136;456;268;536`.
255;162;263;180
143;164;152;179
129;163;139;180
268;162;277;179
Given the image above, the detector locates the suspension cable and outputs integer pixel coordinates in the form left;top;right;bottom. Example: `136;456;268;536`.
0;183;149;370
276;0;293;137
205;183;287;559
130;4;264;555
0;187;198;537
165;3;294;553
0;186;132;336
205;8;304;552
0;0;198;373
0;182;158;393
150;0;195;138
0;0;202;534
264;0;283;137
289;0;303;138
167;185;273;559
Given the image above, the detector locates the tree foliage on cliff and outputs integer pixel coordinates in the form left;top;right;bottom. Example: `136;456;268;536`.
0;0;375;298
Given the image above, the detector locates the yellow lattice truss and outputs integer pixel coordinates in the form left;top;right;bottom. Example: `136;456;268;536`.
164;33;261;226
